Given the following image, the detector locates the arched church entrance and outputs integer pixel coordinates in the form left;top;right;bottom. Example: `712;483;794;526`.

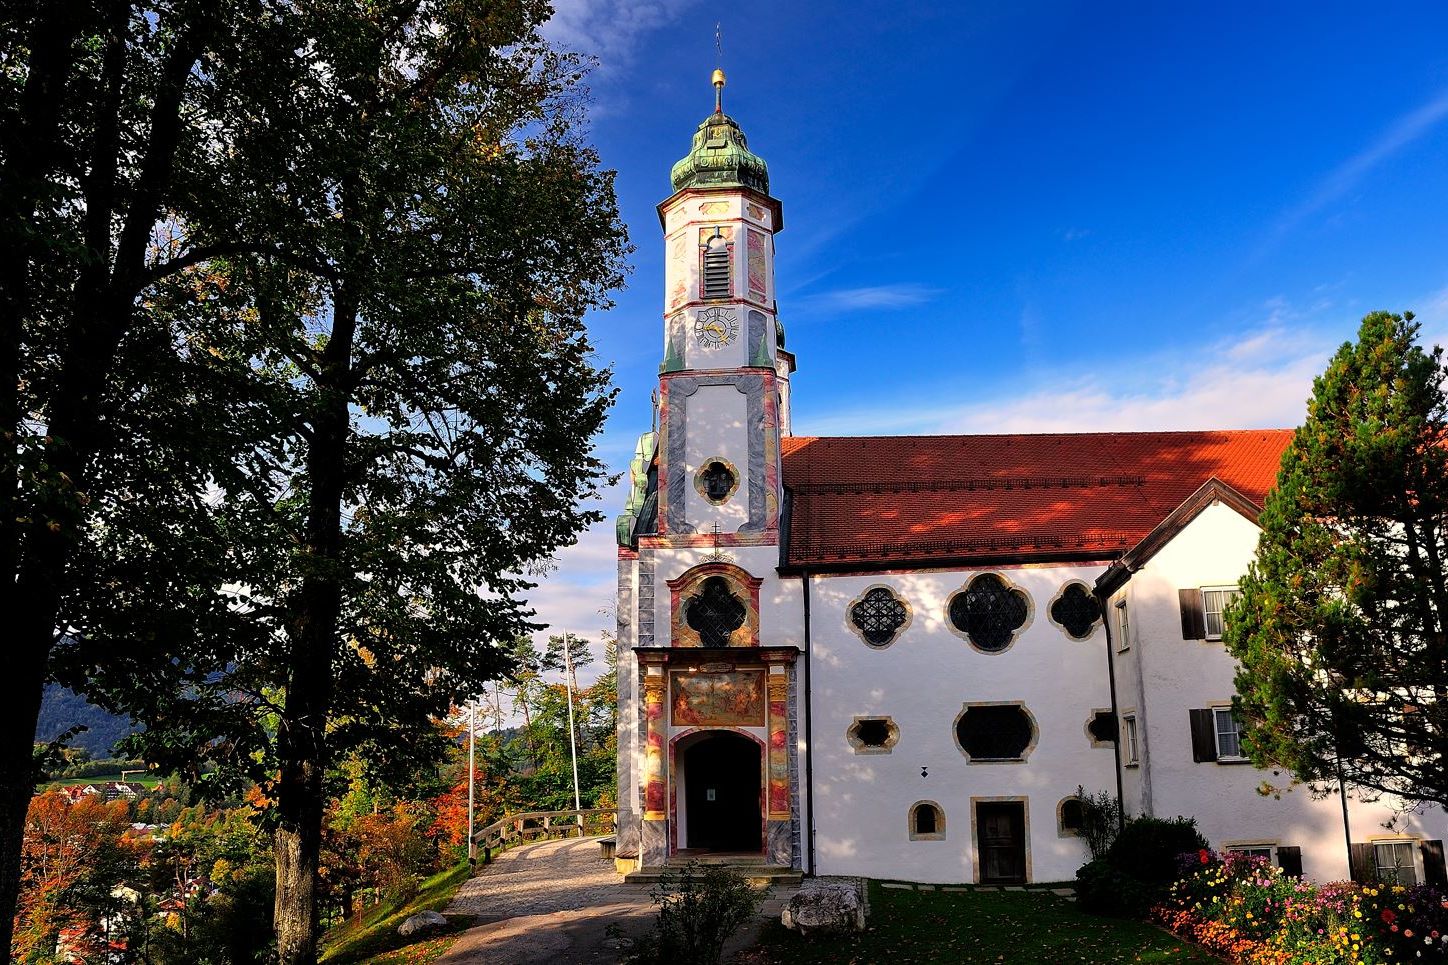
677;730;763;854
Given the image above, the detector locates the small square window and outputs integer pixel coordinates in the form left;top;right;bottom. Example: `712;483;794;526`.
1214;707;1245;760
1115;601;1130;652
1374;842;1420;886
1227;844;1274;863
1202;586;1241;640
1123;715;1139;765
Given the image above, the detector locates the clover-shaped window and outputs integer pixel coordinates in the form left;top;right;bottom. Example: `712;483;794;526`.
848;586;910;648
846;716;900;754
948;574;1031;653
696;459;738;505
1050;582;1102;640
684;576;746;647
955;703;1036;763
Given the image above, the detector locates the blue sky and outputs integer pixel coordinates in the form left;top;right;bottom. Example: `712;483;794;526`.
520;0;1448;680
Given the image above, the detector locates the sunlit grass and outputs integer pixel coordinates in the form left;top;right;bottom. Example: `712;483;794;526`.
319;862;472;965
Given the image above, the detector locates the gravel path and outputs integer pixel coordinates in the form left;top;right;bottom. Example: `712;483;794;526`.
436;837;793;964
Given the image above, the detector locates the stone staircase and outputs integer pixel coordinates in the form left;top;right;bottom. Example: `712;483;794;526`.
624;853;803;887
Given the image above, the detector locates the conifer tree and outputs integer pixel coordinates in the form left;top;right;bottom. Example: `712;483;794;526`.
1228;311;1448;807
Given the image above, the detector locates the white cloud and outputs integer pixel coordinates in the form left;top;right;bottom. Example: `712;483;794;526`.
1261;87;1448;253
542;0;699;72
807;283;943;312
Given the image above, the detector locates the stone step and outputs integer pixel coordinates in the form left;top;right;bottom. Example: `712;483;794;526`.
666;853;767;866
624;865;803;888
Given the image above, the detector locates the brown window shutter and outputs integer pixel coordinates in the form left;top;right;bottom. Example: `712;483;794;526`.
1422;840;1447;886
1189;709;1217;762
1349;843;1376;883
1276;845;1302;878
1179;589;1205;639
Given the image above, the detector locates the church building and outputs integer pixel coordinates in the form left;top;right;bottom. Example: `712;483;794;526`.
611;72;1448;886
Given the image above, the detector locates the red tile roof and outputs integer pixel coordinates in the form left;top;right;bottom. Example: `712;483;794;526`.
780;430;1293;569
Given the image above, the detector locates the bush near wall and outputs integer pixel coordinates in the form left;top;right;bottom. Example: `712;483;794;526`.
1153;850;1448;964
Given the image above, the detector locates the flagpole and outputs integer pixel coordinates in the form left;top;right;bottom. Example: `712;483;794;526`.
562;634;583;831
467;699;477;866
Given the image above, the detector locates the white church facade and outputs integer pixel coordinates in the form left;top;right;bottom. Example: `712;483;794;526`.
611;74;1448;886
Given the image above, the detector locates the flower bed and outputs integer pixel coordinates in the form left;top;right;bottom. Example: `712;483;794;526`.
1152;850;1448;964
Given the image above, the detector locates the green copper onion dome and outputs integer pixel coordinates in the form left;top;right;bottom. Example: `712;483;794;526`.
669;71;770;194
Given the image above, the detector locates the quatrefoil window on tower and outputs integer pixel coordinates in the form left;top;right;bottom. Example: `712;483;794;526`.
948;573;1030;653
684;576;747;647
849;586;909;648
1050;582;1102;640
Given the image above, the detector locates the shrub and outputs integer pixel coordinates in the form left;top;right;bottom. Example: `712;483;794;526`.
1105;816;1209;887
627;862;765;965
1076;856;1157;918
1076;786;1121;860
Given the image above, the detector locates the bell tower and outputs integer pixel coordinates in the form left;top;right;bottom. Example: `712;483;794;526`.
655;71;792;543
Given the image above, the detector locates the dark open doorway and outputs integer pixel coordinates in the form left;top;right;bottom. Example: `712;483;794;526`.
682;732;762;852
977;800;1028;884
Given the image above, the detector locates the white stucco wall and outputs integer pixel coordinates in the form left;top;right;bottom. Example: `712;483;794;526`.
1119;500;1448;882
806;564;1117;884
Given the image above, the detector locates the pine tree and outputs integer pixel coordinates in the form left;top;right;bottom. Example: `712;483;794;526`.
1228;310;1448;807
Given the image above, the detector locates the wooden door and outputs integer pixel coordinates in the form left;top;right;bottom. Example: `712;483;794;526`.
977;801;1027;884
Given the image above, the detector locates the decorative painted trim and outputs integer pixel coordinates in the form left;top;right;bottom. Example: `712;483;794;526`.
953;700;1040;765
969;796;1033;885
846;715;900;755
666;562;763;647
747;309;770;367
662;371;774;537
908;800;946;841
944;571;1036;655
1046;579;1102;641
693;456;740;506
767;672;790;820
844;583;913;650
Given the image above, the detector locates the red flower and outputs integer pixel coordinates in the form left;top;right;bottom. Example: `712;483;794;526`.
1199;849;1210;865
1382;908;1397;924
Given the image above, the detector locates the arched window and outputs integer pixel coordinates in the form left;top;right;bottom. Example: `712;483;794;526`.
909;801;946;840
948;574;1031;652
1058;796;1086;837
701;232;731;299
667;563;762;648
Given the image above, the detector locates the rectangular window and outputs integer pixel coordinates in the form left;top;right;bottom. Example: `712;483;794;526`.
1201;586;1241;640
1374;842;1420;886
1115;601;1130;652
1227;844;1275;863
1123;715;1139;765
1214;707;1245;760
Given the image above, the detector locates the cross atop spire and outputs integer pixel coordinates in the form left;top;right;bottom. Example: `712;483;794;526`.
712;23;725;113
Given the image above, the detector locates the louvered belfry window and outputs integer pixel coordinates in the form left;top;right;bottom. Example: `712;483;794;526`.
684;576;746;647
949;574;1030;652
702;233;731;299
849;587;908;647
1050;583;1102;640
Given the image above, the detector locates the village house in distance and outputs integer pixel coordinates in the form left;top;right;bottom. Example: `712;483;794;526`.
611;71;1448;886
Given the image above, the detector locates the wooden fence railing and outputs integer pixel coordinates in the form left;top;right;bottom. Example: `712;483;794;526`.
470;808;617;865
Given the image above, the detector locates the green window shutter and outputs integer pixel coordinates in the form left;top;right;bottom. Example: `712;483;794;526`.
1421;840;1447;886
1179;589;1205;639
1349;843;1376;883
1276;846;1303;878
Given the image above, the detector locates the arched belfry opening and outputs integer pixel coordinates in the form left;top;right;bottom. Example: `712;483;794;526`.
677;730;763;854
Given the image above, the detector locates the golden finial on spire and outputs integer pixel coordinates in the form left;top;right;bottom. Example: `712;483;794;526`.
713;23;725;113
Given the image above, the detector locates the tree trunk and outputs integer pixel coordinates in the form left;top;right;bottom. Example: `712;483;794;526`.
273;286;357;965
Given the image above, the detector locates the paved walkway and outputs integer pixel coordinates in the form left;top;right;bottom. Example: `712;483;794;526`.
437;837;794;964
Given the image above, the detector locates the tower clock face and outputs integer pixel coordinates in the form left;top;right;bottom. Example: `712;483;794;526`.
694;307;739;348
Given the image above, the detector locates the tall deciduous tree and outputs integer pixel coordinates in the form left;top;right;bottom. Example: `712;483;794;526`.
69;3;628;962
1228;310;1448;807
2;2;268;950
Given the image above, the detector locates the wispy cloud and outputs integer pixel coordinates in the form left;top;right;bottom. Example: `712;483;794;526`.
808;283;944;312
1261;87;1448;253
542;0;699;73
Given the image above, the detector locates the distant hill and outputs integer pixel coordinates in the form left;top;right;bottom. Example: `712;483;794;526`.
36;683;137;758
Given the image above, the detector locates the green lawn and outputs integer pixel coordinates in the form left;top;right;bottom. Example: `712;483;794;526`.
319;862;472;965
752;881;1215;965
46;773;162;788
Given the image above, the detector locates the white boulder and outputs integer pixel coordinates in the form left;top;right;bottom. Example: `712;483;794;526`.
781;881;865;936
398;910;449;938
